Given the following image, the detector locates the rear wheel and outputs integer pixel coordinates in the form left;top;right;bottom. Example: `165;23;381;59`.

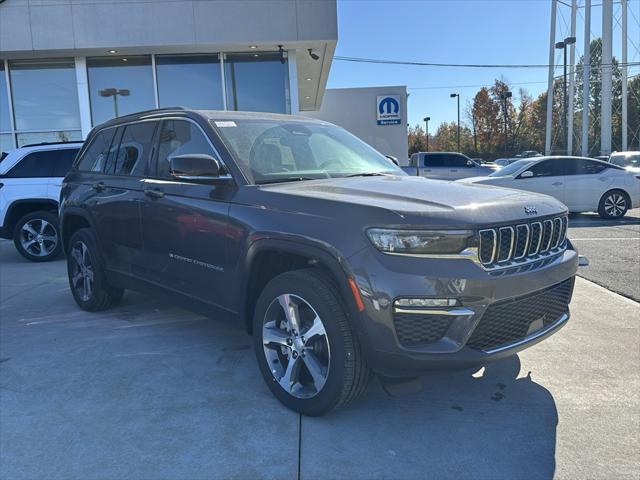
67;228;124;311
13;211;62;262
253;269;370;416
598;190;629;219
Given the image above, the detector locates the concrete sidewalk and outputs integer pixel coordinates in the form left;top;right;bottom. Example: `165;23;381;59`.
0;240;638;479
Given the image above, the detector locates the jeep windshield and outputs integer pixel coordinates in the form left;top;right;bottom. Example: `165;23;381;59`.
210;118;404;184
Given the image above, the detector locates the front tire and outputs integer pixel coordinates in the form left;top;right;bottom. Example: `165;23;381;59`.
598;190;629;219
13;211;62;262
66;228;124;311
253;269;370;416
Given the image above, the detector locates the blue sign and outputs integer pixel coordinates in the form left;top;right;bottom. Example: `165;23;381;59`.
377;95;401;125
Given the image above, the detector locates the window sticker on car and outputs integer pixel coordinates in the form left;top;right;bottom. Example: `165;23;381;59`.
215;121;237;128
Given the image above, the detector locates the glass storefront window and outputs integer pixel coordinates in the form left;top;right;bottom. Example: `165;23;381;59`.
224;53;288;113
87;56;155;126
9;59;81;132
156;55;223;110
16;130;82;147
0;63;11;133
1;133;14;154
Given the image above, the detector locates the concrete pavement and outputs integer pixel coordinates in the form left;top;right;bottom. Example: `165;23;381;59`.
0;239;638;479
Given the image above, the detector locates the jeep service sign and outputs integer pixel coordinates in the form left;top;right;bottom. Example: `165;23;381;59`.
376;95;401;125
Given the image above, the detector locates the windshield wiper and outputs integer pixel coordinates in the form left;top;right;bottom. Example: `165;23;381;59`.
344;172;393;178
256;176;319;185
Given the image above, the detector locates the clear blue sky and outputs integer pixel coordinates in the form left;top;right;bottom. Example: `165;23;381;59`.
327;0;640;131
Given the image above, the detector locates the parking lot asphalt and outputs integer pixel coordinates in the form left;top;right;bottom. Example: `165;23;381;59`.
568;209;640;301
1;232;639;479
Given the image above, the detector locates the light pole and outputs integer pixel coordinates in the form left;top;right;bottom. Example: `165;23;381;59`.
499;91;512;155
450;93;460;152
99;88;130;118
423;116;431;152
555;36;576;155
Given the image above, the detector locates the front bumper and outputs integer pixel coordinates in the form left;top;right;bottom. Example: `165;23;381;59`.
347;246;579;376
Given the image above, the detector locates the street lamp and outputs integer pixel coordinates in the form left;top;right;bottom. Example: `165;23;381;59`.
423;116;431;152
450;93;460;152
555;36;576;155
499;91;512;155
99;88;130;118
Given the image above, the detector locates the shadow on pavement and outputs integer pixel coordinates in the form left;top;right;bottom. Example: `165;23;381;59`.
301;355;558;480
568;211;640;228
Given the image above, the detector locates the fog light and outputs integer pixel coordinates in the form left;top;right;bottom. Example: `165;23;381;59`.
394;298;459;308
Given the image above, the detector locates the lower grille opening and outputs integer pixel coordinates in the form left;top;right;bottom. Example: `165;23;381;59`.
466;278;574;351
393;313;454;348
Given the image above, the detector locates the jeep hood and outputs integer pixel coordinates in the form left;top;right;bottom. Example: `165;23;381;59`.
258;175;567;226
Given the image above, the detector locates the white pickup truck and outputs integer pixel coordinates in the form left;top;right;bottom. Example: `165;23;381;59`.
402;152;499;180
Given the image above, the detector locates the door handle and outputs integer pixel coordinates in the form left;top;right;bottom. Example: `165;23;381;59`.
92;182;106;192
144;188;164;199
552;182;563;186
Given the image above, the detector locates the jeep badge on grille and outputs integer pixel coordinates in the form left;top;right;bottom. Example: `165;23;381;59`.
524;206;538;215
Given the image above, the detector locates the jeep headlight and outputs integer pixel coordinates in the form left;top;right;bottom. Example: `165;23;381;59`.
366;228;474;255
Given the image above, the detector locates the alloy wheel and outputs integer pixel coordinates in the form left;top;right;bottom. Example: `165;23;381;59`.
20;219;58;257
604;193;626;217
70;241;94;302
262;294;330;399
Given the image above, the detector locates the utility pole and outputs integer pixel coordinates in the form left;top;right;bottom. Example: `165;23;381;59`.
450;93;460;152
423;116;430;152
500;91;512;155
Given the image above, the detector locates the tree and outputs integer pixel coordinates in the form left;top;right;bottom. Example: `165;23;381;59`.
408;124;428;155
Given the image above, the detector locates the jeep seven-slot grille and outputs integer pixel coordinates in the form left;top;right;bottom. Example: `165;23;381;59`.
478;215;568;268
466;278;574;351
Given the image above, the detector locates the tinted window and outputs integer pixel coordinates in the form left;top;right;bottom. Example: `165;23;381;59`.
77;128;116;172
449;154;470;167
50;148;80;177
155;120;217;179
524;160;563;178
565;158;608;175
4;149;78;178
423;154;446;167
111;122;156;177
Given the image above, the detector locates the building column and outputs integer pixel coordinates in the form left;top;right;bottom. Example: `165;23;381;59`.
601;0;613;155
581;0;591;156
287;50;299;114
75;57;92;139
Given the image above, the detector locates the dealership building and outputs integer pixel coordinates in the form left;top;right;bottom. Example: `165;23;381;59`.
0;0;408;161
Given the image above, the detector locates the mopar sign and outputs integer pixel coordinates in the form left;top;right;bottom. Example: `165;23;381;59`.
376;95;401;125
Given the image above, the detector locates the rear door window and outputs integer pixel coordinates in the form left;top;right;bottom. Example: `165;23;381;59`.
564;158;608;175
77;128;117;172
423;154;446;167
5;151;55;178
112;122;157;177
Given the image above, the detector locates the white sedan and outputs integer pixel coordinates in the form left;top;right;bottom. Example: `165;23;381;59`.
458;156;640;219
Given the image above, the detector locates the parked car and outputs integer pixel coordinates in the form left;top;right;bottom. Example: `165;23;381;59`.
403;152;499;179
608;151;640;173
0;142;83;261
459;156;640;219
494;157;521;167
515;150;543;158
61;109;578;416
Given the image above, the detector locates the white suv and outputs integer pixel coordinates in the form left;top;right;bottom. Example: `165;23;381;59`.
0;142;83;261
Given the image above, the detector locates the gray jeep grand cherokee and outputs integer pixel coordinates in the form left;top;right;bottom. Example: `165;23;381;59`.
60;108;578;416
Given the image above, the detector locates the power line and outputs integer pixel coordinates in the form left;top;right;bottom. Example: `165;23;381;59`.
334;55;640;69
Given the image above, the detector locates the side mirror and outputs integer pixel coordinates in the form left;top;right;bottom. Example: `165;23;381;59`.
385;155;399;166
466;160;475;167
169;154;225;182
519;170;534;179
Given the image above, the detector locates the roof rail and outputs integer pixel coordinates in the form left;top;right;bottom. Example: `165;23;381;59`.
20;141;84;148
